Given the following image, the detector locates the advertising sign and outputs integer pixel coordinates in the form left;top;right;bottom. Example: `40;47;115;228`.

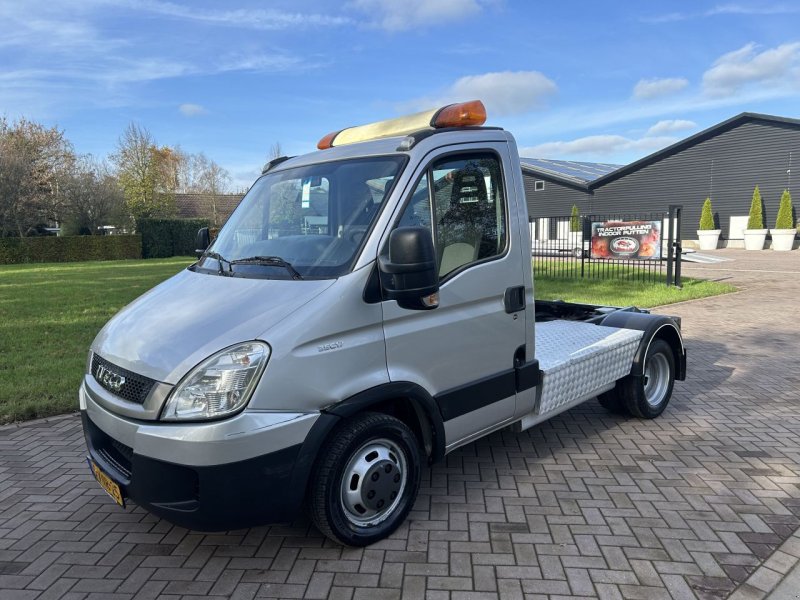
590;220;662;260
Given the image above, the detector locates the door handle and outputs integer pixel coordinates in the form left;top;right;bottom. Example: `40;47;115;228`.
504;286;525;313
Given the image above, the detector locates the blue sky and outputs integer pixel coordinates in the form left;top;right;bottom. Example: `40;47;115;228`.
2;0;799;190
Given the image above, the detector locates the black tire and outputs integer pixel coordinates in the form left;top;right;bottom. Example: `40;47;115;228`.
599;338;676;418
308;412;421;547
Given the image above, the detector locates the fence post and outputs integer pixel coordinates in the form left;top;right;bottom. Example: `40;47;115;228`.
580;216;586;278
671;205;683;288
666;211;674;286
667;205;683;288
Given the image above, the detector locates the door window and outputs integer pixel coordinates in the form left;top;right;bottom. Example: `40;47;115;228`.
395;153;507;279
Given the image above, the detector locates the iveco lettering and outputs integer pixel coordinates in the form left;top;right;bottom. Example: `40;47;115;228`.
80;101;687;546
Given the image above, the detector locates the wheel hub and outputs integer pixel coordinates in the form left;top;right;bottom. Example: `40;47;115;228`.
644;352;670;408
360;461;402;511
340;439;408;527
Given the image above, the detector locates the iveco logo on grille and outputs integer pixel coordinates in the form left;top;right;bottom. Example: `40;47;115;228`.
96;364;126;393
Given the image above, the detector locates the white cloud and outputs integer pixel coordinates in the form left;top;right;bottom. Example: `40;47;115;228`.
349;0;485;31
178;103;207;117
641;4;800;23
521;134;677;159
633;77;689;100
702;42;800;97
107;0;353;30
412;71;557;117
707;4;800;16
645;119;697;136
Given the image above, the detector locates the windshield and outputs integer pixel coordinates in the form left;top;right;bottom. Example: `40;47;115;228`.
199;155;405;279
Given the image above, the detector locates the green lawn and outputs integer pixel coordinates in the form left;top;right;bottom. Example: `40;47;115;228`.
0;257;194;424
0;257;734;424
534;262;735;308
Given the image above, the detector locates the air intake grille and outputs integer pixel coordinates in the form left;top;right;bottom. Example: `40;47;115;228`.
91;354;155;405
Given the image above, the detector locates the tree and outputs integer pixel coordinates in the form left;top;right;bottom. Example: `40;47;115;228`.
174;150;232;225
775;189;794;229
0;117;75;236
569;204;581;232
747;185;764;230
61;157;126;235
269;141;283;160
111;123;176;226
699;198;715;230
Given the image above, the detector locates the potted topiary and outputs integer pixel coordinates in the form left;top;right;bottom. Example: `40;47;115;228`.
569;204;582;255
744;185;767;250
697;197;721;250
770;189;796;251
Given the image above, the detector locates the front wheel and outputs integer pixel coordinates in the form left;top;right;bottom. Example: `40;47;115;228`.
599;338;676;419
308;412;421;546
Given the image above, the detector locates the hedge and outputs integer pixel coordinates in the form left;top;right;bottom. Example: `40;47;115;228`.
0;235;142;264
138;218;210;259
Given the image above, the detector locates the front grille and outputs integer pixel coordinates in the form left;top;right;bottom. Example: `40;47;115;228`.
91;353;155;405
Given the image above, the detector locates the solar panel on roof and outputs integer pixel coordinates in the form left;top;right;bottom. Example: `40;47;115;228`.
518;157;623;183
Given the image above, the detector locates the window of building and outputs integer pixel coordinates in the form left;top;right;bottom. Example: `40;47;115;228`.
534;180;545;192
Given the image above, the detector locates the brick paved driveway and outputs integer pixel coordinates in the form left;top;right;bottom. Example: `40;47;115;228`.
1;250;799;600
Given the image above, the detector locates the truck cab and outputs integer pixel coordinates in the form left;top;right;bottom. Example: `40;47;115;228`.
81;101;686;546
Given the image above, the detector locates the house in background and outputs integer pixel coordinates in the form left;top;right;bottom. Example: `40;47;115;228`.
174;193;244;227
522;113;800;247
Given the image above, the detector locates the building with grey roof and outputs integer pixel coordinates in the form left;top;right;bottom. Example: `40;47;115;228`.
175;193;244;226
521;112;799;246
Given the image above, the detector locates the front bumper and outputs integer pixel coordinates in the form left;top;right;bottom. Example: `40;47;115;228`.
80;380;329;531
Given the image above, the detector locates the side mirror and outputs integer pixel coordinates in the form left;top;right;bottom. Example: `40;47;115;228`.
195;227;210;257
378;226;439;310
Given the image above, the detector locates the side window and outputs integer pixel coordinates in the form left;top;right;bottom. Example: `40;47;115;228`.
395;154;507;278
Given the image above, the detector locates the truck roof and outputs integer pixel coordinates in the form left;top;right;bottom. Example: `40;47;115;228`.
270;126;512;174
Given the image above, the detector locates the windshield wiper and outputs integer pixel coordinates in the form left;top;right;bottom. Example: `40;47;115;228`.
229;256;303;280
203;251;232;276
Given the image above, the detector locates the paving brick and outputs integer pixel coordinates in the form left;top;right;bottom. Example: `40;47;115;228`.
2;251;800;599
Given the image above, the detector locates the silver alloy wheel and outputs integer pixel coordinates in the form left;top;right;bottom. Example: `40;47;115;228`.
643;352;670;408
340;438;408;527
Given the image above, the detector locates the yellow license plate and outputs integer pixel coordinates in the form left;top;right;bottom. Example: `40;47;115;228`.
88;458;125;507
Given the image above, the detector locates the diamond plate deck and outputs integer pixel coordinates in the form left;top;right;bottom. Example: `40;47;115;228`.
535;320;643;415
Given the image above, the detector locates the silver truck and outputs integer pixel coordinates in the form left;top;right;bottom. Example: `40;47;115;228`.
81;101;686;546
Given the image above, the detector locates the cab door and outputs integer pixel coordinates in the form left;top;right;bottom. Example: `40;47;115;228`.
380;145;527;450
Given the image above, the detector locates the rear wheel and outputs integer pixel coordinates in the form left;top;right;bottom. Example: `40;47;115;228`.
308;412;421;546
599;338;675;419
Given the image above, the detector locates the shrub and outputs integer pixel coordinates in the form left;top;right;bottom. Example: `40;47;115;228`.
138;218;210;258
0;235;142;264
775;189;794;229
569;205;581;232
747;185;764;230
699;198;716;230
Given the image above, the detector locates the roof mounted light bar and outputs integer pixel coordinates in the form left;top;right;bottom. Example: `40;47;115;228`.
317;100;486;150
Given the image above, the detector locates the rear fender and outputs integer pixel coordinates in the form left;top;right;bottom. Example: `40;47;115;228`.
597;312;686;381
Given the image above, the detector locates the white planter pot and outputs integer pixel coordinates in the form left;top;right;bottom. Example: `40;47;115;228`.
770;229;797;251
743;229;768;250
568;231;582;255
696;229;721;251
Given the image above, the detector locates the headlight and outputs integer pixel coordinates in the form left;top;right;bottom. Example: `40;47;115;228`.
161;342;270;421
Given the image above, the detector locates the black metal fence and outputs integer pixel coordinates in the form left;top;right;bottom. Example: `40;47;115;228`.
530;206;683;286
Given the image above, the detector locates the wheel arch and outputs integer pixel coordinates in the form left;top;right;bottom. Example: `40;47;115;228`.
325;382;446;464
597;312;686;381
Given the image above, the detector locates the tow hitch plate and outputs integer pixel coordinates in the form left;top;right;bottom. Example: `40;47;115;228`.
87;458;125;507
